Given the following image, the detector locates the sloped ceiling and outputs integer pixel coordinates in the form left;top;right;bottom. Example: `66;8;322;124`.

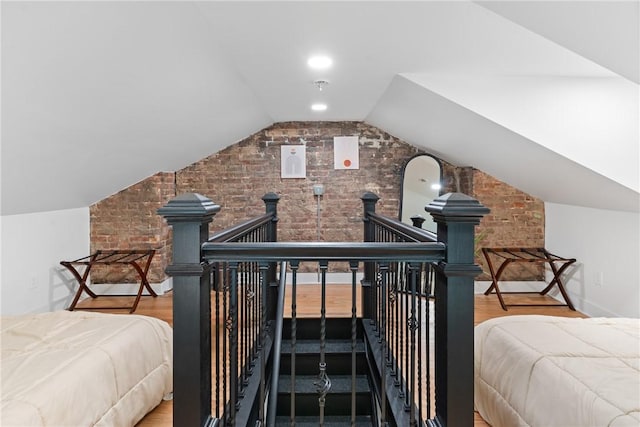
1;1;638;215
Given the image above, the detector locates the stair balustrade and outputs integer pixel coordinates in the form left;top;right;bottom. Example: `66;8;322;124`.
159;191;489;427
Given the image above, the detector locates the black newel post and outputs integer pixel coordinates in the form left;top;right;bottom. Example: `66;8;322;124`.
361;191;380;319
262;192;280;321
425;193;489;427
158;193;221;427
410;215;426;229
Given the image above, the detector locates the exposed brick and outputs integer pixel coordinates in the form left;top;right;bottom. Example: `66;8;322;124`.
473;170;545;280
90;172;175;283
90;122;544;282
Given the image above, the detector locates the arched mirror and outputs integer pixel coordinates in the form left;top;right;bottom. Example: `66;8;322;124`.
400;154;442;233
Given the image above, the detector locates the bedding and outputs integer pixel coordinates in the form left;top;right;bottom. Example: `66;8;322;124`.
474;315;640;427
1;310;172;427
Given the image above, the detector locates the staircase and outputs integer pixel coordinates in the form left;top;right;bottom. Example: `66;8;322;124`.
273;317;376;426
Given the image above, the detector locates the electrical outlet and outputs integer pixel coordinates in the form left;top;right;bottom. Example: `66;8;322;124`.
313;184;324;196
594;271;604;287
28;274;38;290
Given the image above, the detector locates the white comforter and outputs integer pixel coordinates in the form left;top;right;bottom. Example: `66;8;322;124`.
475;315;640;427
1;311;172;427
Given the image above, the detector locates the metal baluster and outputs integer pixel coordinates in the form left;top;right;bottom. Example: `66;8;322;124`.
239;262;246;396
252;262;259;364
408;263;418;424
315;261;331;427
215;264;221;419
246;262;253;379
396;262;403;391
229;262;239;425
267;261;287;427
247;260;252;386
374;225;382;327
387;264;394;369
350;261;359;426
426;263;432;420
376;265;382;341
258;262;268;426
250;227;258;375
290;261;299;427
403;263;409;405
393;262;400;386
223;264;229;424
418;263;424;424
379;262;389;425
245;261;251;379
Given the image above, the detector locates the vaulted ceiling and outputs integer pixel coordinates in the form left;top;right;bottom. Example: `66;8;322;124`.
2;1;638;215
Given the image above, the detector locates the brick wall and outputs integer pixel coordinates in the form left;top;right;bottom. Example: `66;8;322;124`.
177;122;424;242
90;121;544;282
473;170;545;280
89;172;175;283
176;122;430;272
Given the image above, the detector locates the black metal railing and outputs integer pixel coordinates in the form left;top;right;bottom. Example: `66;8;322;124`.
370;214;436;297
361;193;439;423
157;193;280;427
208;194;280;426
203;242;445;426
159;191;489;427
267;261;288;427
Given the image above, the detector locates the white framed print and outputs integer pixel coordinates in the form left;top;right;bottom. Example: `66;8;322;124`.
334;136;359;170
281;145;306;178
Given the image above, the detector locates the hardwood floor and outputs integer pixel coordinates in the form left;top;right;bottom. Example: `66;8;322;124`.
75;286;585;426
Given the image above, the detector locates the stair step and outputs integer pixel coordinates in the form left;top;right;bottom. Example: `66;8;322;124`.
277;374;370;394
282;318;363;341
274;415;373;426
281;339;365;354
275;318;373;418
279;339;368;376
275;375;373;417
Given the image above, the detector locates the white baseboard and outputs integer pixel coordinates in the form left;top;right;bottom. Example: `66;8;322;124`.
561;291;619;317
282;277;546;292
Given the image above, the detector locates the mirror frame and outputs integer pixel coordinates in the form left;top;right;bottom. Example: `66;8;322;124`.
399;153;443;231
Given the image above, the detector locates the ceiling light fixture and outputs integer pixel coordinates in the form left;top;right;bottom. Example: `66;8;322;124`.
307;56;332;70
311;103;327;112
313;80;329;91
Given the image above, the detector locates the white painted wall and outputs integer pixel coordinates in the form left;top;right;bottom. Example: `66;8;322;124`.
1;208;90;315
545;202;640;318
403;74;639;194
2;2;272;216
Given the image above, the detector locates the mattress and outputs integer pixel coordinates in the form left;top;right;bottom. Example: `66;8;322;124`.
474;315;640;427
1;310;173;427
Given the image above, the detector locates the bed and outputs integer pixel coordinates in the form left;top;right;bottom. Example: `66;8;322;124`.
474;315;640;427
1;310;173;427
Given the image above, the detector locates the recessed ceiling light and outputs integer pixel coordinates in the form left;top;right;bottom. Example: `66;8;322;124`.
311;103;327;111
307;56;332;70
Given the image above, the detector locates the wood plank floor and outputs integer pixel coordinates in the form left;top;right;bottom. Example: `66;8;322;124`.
75;286;585;426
